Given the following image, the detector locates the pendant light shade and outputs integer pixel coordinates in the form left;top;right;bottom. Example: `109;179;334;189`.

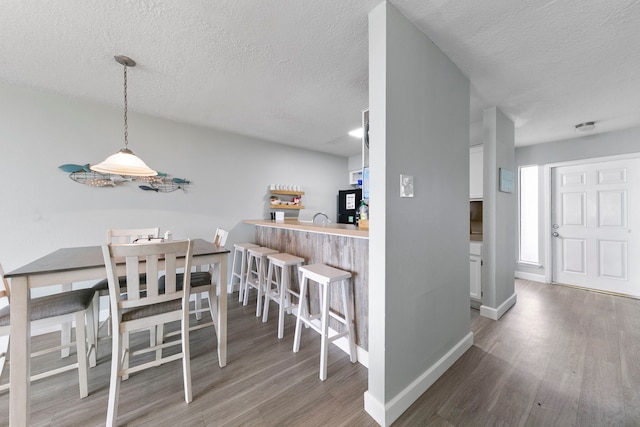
90;148;156;176
90;55;157;177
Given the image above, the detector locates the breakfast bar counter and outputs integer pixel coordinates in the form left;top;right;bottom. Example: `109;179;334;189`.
245;219;369;357
244;219;368;239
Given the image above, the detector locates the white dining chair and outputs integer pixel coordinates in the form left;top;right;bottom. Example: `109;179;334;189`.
160;228;228;344
91;227;160;361
193;228;228;320
102;239;194;427
0;262;95;398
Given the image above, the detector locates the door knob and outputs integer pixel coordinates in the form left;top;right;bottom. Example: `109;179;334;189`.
552;224;559;229
552;232;559;237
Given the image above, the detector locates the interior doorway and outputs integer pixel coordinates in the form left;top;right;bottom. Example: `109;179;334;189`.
551;156;640;297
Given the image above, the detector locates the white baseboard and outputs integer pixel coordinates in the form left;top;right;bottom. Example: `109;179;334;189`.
364;332;474;426
480;292;517;320
514;271;546;283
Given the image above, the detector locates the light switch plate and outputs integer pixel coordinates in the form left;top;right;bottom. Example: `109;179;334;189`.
400;174;414;198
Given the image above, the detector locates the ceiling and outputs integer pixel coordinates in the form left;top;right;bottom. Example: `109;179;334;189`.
1;0;639;158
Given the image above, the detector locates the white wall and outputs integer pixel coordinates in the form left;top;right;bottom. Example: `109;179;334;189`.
481;107;517;319
0;82;348;286
348;154;362;171
365;3;472;425
515;126;640;279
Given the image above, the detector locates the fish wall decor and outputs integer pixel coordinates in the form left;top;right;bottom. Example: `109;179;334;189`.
58;164;190;193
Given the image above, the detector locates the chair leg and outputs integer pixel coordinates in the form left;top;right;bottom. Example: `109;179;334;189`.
61;283;72;358
155;325;164;361
292;275;308;353
207;286;218;330
242;255;253;307
236;252;243;302
0;336;8;379
122;332;130;381
85;302;97;368
319;282;330;381
262;262;275;323
181;312;193;403
106;328;123;427
195;292;203;320
91;293;100;358
277;266;288;339
74;311;89;398
256;258;264;318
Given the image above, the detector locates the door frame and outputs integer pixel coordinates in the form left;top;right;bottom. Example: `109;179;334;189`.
543;152;640;284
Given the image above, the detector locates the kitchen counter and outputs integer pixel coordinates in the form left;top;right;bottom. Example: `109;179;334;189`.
246;218;369;360
244;219;369;239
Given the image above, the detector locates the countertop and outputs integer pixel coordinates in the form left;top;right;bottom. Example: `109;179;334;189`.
245;219;369;239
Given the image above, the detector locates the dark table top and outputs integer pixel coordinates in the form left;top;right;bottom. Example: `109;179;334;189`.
5;238;229;278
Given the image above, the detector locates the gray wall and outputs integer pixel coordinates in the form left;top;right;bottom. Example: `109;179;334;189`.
515;126;640;278
366;2;471;424
482;107;516;314
0;82;347;283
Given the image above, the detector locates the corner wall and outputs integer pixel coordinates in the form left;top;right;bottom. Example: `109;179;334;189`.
365;3;472;425
480;107;517;319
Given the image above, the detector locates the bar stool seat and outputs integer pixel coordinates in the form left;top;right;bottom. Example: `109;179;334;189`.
292;263;357;380
263;253;305;339
230;242;259;301
243;247;278;317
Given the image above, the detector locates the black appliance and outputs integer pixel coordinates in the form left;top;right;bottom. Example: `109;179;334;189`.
337;189;362;224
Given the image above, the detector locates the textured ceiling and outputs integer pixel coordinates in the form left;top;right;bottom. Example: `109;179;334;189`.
1;0;639;157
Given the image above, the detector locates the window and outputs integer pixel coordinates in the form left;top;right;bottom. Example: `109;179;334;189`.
519;165;539;264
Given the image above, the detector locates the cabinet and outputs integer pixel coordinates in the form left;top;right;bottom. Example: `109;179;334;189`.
349;169;363;186
470;255;482;300
470;145;483;199
270;190;305;210
470;242;482;300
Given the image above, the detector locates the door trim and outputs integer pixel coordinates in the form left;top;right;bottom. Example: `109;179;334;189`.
543;152;640;285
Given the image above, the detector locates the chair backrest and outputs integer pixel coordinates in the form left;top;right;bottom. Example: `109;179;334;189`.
102;240;193;316
107;227;161;244
0;262;9;305
213;228;229;247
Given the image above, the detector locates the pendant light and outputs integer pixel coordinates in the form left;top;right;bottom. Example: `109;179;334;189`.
90;55;157;177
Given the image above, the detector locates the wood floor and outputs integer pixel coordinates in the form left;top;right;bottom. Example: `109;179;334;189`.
2;279;640;426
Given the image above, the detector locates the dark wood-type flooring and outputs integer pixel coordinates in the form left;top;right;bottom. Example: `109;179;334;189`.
1;279;639;426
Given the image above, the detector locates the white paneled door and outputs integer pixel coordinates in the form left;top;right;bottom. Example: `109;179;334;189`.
552;158;640;297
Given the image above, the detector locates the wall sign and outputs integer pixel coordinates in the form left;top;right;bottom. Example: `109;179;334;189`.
499;168;514;193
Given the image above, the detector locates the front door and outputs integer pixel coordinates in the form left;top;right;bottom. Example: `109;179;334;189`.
551;157;640;297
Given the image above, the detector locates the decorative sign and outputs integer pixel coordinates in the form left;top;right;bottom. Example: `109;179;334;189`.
499;168;514;193
346;193;356;210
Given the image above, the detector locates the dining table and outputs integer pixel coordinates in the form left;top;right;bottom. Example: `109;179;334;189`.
4;238;230;427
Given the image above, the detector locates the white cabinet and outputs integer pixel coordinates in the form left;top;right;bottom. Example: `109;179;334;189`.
470;255;482;300
470;145;483;199
470;242;482;300
349;169;362;185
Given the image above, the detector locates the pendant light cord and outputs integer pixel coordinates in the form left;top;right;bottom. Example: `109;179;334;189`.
123;63;129;149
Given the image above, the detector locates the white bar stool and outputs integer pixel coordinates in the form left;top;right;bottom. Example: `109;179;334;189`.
262;253;305;339
244;247;279;317
230;242;259;301
292;263;357;381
